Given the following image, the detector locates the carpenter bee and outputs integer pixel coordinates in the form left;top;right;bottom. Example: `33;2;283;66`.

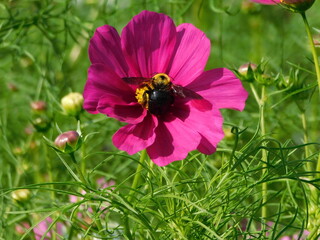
122;73;212;116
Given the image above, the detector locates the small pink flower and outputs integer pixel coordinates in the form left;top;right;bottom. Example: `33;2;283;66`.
97;177;115;190
83;10;248;166
69;178;114;212
33;217;64;240
15;222;30;235
293;230;310;239
280;237;291;240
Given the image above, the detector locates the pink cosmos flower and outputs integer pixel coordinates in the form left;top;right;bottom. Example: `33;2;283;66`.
250;0;314;4
83;10;248;166
250;0;315;11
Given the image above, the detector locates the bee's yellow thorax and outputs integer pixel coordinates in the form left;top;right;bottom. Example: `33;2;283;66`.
152;73;171;87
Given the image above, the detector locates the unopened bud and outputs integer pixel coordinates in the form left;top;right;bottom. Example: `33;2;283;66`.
223;127;234;141
237;63;257;82
61;92;84;117
280;0;315;12
257;73;273;85
30;101;47;113
20;57;33;68
29;141;38;150
241;1;261;14
54;131;81;153
24;126;34;135
238;63;257;75
12;189;31;202
7;82;18;92
278;76;292;89
276;69;310;111
314;37;320;56
13;147;23;156
32;116;51;132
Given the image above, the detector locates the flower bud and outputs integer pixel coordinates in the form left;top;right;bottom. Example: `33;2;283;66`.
223;127;234;141
7;82;18;92
30;101;47;113
13;147;24;156
238;63;257;75
280;0;315;12
241;1;261;14
32;116;51;132
277;76;292;89
276;69;310;112
24;125;34;135
256;73;273;86
20;57;33;68
237;63;257;82
12;189;31;202
54;131;81;153
61;92;84;117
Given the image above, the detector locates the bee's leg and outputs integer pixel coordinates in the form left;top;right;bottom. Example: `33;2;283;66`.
142;91;149;109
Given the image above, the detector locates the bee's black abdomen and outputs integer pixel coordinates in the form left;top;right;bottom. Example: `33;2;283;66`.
147;90;174;116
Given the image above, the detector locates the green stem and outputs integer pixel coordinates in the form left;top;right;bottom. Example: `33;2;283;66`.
34;134;42;183
301;12;320;236
124;150;148;238
260;86;268;220
44;143;58;240
301;112;311;171
316;153;320;179
301;12;320;93
44;142;55;201
81;137;86;174
251;83;268;220
70;153;105;233
128;149;147;201
70;153;89;187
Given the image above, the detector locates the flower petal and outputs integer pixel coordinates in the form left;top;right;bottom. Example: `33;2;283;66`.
89;25;129;77
83;63;135;114
83;79;102;114
112;114;158;155
250;0;280;4
168;23;211;86
147;118;201;166
97;95;146;124
121;10;177;77
197;111;224;155
186;68;248;111
172;101;224;155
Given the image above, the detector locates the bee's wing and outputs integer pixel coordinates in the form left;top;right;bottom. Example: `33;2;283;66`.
122;77;149;85
174;86;212;112
189;98;212;112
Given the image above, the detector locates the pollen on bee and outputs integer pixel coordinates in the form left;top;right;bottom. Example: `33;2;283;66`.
135;85;150;109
